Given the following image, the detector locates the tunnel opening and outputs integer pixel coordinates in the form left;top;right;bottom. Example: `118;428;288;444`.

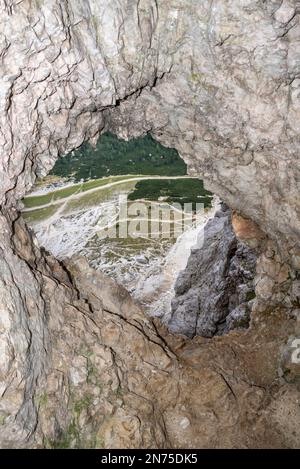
21;132;256;338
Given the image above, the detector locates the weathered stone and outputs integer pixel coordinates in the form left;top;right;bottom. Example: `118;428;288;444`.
0;0;300;449
169;205;257;338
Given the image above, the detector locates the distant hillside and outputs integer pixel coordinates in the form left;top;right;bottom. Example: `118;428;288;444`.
51;133;187;181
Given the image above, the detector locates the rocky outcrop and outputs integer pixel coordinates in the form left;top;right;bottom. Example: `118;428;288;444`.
0;0;300;448
169;205;257;338
0;0;299;266
0;212;299;449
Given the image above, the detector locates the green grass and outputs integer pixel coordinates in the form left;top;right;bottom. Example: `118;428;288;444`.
74;395;93;416
64;179;139;213
48;420;79;449
50;132;186;181
22;134;211;221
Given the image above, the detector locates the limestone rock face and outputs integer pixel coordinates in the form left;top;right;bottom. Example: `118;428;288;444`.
0;0;300;449
169;205;257;338
0;0;299;264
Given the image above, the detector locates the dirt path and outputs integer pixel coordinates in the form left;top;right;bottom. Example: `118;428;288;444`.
23;175;196;212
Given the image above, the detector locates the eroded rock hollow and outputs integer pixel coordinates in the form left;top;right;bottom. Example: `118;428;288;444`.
0;0;300;448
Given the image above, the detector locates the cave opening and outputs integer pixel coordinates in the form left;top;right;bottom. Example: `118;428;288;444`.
21;132;256;338
1;0;300;450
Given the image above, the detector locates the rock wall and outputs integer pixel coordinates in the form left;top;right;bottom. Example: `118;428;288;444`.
0;0;300;448
1;212;299;449
169;205;257;338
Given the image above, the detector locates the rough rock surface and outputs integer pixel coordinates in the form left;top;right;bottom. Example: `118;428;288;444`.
0;0;300;448
0;212;299;449
169;205;257;338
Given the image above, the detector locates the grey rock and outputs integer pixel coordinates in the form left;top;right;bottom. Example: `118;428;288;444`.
0;0;299;449
169;206;257;338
